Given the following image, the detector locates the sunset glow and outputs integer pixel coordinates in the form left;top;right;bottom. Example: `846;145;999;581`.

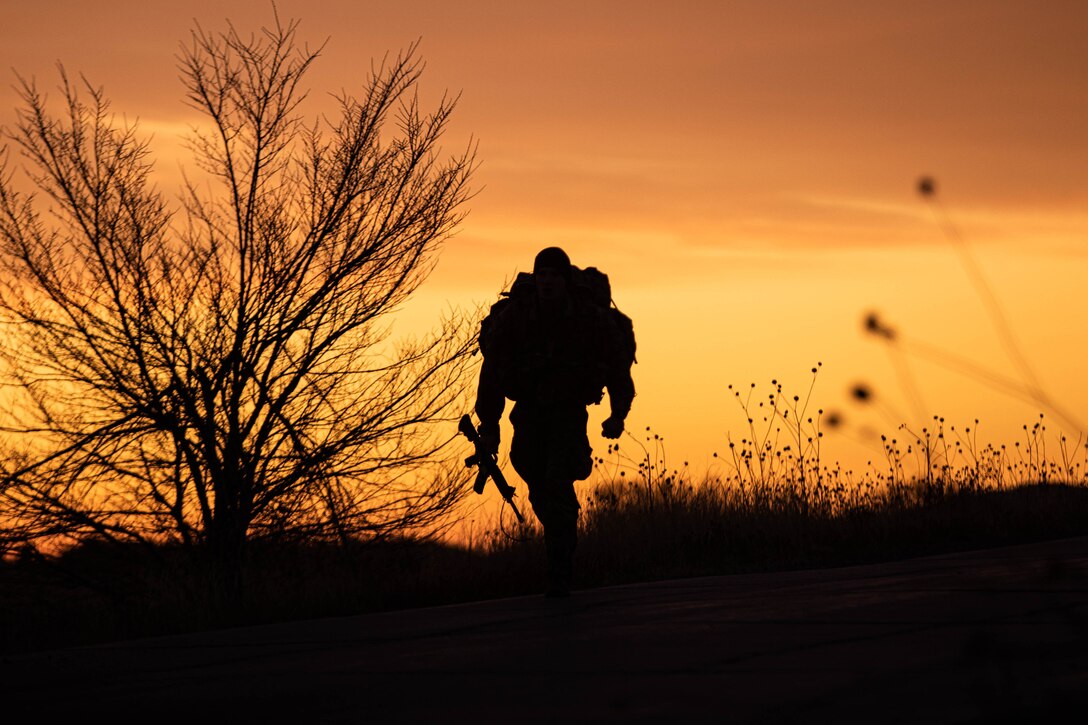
3;0;1085;486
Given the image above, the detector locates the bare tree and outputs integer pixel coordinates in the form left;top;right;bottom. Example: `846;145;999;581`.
0;14;478;597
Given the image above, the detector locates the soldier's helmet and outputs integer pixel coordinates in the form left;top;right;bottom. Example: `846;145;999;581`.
533;246;573;283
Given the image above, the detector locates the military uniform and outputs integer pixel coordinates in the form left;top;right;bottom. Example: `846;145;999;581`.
475;272;635;596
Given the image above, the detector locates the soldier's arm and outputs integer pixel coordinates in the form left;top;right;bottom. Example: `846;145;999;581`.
606;367;635;420
474;351;506;451
601;311;635;437
601;372;633;439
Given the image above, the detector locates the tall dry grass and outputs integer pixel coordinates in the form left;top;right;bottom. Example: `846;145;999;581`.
4;374;1087;656
562;370;1088;587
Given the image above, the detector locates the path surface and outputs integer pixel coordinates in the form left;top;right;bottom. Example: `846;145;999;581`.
4;537;1088;723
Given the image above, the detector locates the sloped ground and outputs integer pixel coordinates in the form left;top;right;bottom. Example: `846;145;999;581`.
3;535;1086;723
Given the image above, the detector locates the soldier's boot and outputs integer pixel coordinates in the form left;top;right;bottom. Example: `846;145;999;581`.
544;523;577;598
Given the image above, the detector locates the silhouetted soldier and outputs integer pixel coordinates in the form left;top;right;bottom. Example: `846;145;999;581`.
475;247;635;597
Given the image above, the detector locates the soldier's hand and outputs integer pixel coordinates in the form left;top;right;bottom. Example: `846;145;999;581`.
601;415;624;439
478;423;500;455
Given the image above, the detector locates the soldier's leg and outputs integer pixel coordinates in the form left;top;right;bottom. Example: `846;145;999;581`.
510;435;567;592
510;403;592;596
551;408;593;574
512;472;579;595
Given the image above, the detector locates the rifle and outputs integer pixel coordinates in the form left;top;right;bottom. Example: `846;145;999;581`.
458;414;525;523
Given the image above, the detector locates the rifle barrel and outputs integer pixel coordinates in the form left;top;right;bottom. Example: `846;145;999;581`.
459;414;525;522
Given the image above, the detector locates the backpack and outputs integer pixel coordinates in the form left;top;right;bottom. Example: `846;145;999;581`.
571;266;637;368
478;266;637;401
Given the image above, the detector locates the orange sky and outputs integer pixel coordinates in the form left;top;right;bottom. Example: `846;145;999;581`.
3;0;1086;482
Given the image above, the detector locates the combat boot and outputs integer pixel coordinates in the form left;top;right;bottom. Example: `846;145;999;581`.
544;526;576;598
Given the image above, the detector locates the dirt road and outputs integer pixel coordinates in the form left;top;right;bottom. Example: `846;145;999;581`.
4;536;1087;723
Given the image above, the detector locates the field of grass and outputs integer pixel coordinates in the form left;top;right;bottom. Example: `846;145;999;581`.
5;173;1084;659
3;410;1087;657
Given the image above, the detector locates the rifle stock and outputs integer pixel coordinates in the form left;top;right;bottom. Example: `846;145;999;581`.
458;415;525;522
